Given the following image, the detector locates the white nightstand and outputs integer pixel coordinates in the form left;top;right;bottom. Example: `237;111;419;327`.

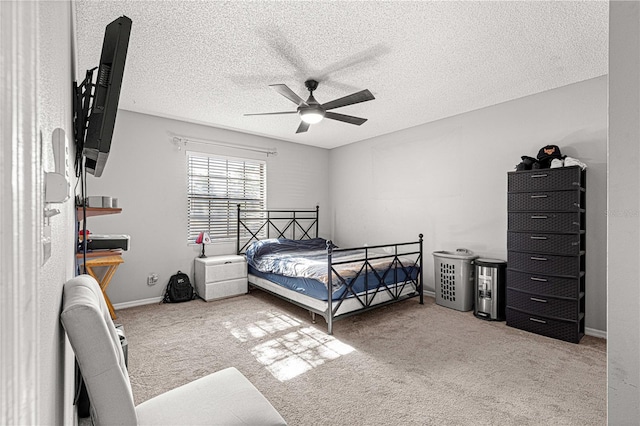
194;255;247;301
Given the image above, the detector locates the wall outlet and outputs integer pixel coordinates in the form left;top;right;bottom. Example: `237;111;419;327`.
147;273;159;286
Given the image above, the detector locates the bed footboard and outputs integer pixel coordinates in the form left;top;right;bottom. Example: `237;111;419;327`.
325;235;423;334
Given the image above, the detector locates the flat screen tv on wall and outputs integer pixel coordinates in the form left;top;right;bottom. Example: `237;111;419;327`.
82;16;132;177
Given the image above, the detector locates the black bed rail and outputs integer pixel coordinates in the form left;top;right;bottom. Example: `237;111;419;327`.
236;204;319;254
326;234;424;334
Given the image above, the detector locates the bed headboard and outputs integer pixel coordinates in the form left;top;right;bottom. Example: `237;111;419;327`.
236;205;320;254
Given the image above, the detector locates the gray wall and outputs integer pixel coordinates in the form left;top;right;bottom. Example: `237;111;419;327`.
608;1;640;422
85;110;331;305
329;76;608;335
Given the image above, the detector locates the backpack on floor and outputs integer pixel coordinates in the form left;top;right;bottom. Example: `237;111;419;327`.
162;271;196;303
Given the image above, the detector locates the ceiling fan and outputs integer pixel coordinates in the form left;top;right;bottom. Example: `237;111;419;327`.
245;79;375;134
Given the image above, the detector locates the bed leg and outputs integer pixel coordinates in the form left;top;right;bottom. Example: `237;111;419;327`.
309;311;316;324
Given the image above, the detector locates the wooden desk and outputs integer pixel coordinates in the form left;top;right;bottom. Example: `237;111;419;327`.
81;255;124;319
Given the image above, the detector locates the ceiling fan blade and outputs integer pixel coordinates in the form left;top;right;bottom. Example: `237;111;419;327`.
244;111;297;116
296;121;310;133
270;84;308;106
321;89;375;111
325;112;368;126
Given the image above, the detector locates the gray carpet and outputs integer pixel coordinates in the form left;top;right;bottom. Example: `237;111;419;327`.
115;290;606;425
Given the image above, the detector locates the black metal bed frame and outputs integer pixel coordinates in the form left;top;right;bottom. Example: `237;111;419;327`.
236;205;320;254
236;205;424;334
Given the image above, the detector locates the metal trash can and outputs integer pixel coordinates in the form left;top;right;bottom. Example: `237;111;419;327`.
433;249;478;311
115;323;128;366
474;258;507;321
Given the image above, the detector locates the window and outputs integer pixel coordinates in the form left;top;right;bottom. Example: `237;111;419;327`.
187;152;266;242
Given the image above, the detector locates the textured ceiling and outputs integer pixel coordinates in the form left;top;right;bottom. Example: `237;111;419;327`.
74;1;608;150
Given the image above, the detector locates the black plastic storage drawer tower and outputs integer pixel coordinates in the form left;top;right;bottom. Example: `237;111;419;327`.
506;166;586;343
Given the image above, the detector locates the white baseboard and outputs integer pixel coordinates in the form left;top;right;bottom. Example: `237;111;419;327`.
585;327;607;339
113;296;163;311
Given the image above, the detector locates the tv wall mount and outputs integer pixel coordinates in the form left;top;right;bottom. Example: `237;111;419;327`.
73;67;97;177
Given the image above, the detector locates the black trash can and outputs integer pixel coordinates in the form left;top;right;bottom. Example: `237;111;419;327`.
474;258;507;321
115;323;128;366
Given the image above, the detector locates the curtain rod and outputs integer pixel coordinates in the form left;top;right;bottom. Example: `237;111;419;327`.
172;136;278;156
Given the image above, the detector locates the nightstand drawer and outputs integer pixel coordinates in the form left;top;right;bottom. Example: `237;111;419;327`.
203;261;246;282
198;277;247;302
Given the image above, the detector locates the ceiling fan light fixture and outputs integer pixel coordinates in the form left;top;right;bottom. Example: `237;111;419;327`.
299;108;325;124
247;80;374;133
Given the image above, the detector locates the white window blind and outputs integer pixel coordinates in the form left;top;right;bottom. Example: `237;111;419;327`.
187;152;266;242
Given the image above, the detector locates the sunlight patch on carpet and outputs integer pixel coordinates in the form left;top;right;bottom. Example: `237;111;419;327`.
223;310;355;381
250;326;355;381
223;311;301;342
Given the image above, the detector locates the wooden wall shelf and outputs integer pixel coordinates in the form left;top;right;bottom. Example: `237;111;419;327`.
76;207;122;221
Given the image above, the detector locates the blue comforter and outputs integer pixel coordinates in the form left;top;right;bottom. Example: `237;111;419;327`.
245;238;417;292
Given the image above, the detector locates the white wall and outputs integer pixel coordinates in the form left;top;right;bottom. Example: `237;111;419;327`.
608;1;640;422
85;110;330;305
0;1;76;424
329;76;608;335
37;1;78;424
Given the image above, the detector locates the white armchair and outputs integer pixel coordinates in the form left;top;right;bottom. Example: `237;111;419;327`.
61;274;287;425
